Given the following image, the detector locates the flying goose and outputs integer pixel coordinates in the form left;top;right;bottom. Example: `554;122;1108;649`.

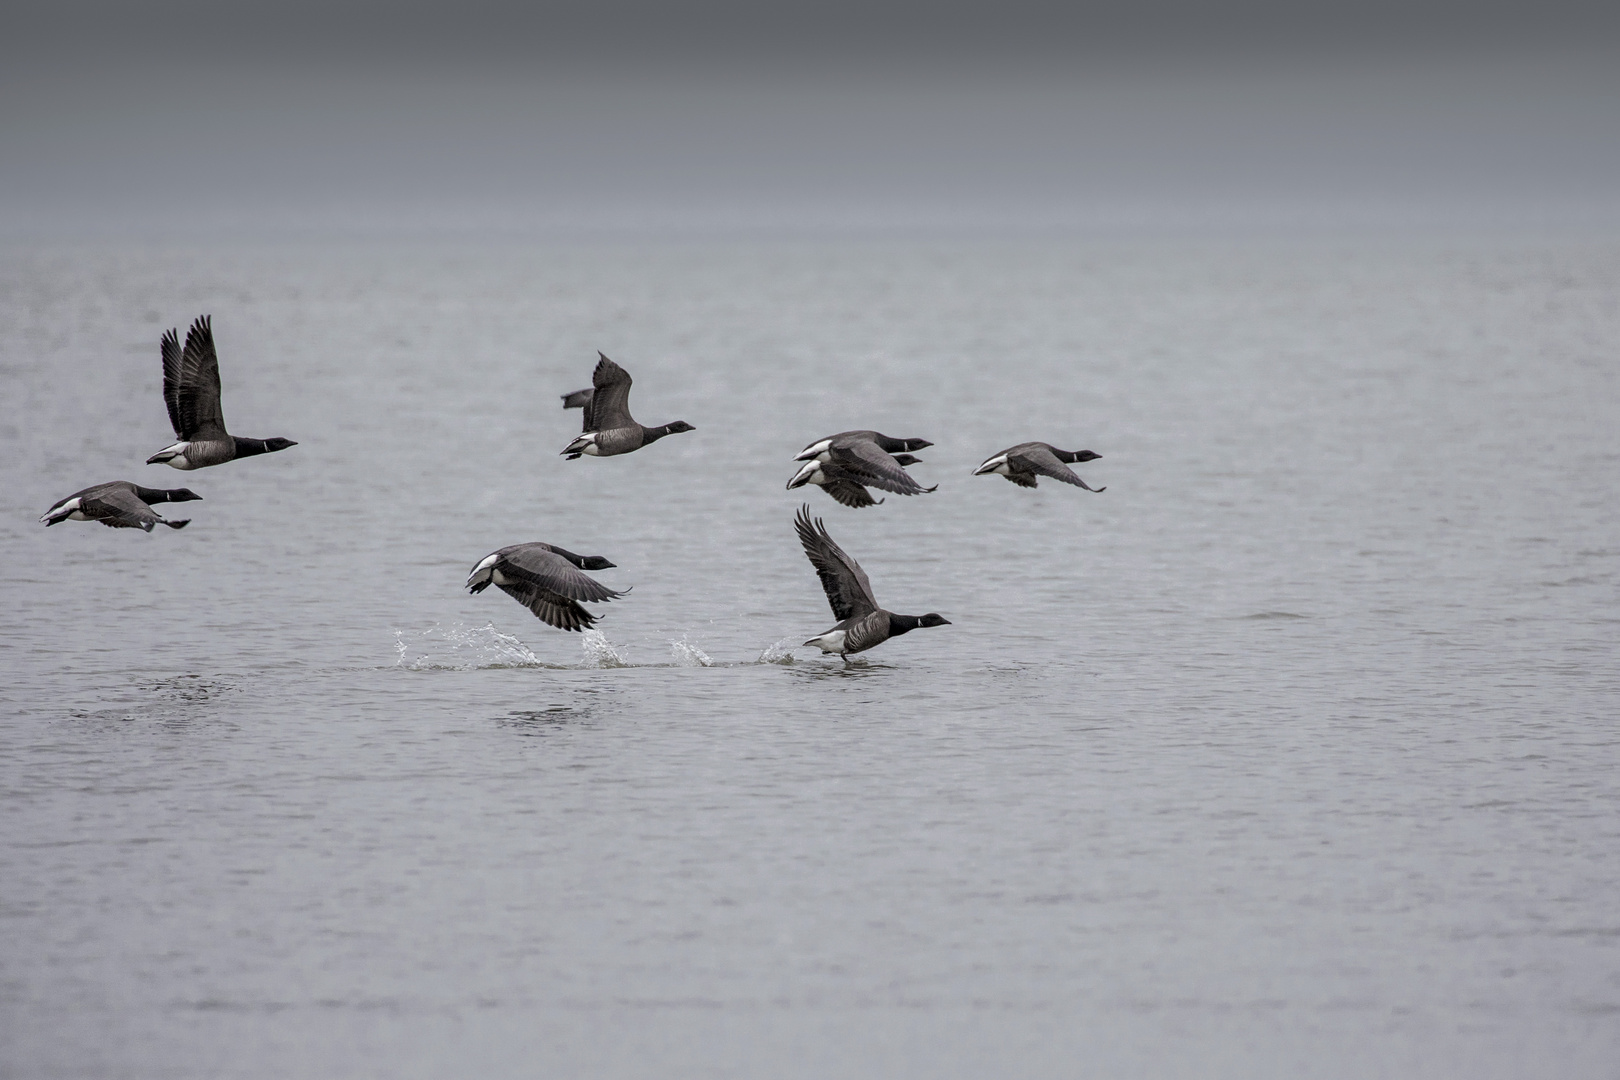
787;454;925;508
40;481;201;531
561;353;695;458
794;430;932;462
794;505;949;658
791;430;936;499
466;542;626;631
973;442;1105;491
145;316;297;470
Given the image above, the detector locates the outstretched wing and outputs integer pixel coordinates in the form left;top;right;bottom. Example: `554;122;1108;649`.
83;486;161;531
494;583;599;631
795;505;878;621
1011;444;1104;491
160;327;185;436
822;479;881;508
170;315;226;439
830;440;933;496
498;544;624;604
587;353;635;430
561;387;597;431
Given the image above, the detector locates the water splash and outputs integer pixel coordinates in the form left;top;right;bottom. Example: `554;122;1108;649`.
669;638;713;667
581;630;630;669
393;622;549;670
756;638;798;664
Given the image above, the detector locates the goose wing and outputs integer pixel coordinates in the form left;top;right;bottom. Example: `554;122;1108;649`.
1010;444;1103;491
822;478;882;508
587;353;635;430
795;505;878;621
160;327;185;437
167;315;227;440
560;387;597;431
498;544;624;604
829;440;933;496
494;583;600;631
82;484;161;531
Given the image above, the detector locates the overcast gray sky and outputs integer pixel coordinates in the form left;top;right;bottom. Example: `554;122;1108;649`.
3;0;1618;235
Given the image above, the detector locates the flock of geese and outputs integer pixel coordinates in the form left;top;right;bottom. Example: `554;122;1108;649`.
42;318;1108;660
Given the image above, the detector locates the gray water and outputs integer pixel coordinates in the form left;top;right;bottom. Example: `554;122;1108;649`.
3;236;1618;1078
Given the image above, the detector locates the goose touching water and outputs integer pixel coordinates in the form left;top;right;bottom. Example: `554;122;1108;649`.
466;542;626;631
794;505;949;659
973;442;1105;491
40;482;201;531
561;354;695;458
145;316;297;470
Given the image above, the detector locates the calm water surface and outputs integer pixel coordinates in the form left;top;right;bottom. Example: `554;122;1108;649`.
2;236;1618;1077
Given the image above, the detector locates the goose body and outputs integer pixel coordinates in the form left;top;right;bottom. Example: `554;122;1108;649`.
973;442;1105;491
794;430;932;463
787;454;924;508
466;542;626;631
794;505;949;658
40;482;201;531
145;316;297;470
561;353;695;458
789;431;936;503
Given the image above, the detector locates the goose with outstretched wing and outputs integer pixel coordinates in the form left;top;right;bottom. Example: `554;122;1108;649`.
560;353;694;458
794;505;949;658
973;441;1105;491
146;316;297;470
467;542;626;632
41;481;201;531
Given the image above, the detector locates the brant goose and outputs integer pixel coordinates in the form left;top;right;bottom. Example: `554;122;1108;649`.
40;481;201;531
561;353;695;458
794;430;931;462
794;505;949;658
146;316;297;470
787;454;925;508
466;542;626;631
973;442;1105;491
790;431;936;499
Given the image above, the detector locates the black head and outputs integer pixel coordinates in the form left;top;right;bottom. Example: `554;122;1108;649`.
169;488;204;502
904;438;933;452
581;556;617;571
1067;449;1101;463
918;613;951;627
265;438;298;452
664;421;696;435
892;454;923;467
